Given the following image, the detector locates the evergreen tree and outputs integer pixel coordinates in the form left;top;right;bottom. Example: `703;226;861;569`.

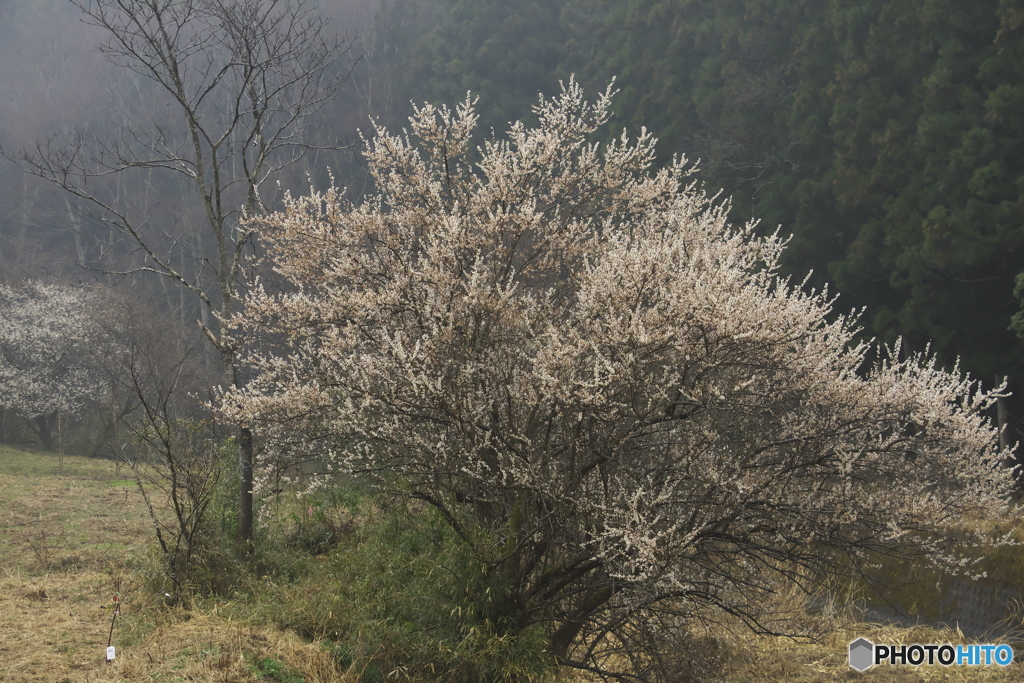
372;0;1024;391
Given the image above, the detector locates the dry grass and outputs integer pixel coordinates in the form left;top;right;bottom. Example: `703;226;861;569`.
0;445;350;683
0;447;146;573
0;575;346;683
2;443;1022;682
568;578;1024;681
82;612;346;683
0;444;149;681
722;622;1024;681
0;568;116;682
702;567;1024;681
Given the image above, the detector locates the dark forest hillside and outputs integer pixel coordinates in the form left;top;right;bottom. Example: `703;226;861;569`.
373;0;1024;388
2;0;1023;432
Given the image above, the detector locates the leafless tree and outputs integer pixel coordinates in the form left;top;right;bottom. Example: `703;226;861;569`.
5;0;357;542
108;296;224;603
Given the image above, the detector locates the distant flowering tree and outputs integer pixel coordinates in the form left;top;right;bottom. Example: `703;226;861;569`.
0;280;105;449
221;81;1016;678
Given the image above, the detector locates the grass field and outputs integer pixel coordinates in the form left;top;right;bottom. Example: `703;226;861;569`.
0;445;342;683
1;444;1022;682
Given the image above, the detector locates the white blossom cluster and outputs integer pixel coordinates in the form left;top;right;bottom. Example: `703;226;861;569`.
0;280;105;420
221;81;1016;654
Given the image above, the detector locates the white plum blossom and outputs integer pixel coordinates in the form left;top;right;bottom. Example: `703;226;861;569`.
220;81;1016;671
0;280;105;448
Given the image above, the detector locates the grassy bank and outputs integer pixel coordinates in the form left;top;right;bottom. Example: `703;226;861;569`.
0;446;343;683
1;444;1022;682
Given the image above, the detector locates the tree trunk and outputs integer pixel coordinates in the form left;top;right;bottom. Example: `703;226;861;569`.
222;344;254;544
238;426;254;544
547;585;615;663
32;413;56;451
64;196;87;266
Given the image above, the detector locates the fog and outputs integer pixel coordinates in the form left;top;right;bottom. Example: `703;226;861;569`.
0;0;402;296
3;0;1024;405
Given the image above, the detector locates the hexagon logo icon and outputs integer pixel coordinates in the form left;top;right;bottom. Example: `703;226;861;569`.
849;637;875;671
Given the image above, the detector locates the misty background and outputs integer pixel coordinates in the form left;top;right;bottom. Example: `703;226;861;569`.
2;0;1023;445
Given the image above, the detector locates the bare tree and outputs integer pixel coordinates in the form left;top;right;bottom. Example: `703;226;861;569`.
221;82;1015;678
112;300;224;604
6;0;357;542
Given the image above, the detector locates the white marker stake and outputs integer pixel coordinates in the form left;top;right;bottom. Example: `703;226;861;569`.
106;646;116;661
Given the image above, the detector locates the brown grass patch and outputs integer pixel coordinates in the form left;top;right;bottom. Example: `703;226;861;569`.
90;613;346;683
4;444;1023;682
722;621;1024;682
0;571;347;682
0;447;353;683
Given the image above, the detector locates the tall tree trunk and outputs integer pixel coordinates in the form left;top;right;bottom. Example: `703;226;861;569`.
64;196;87;266
222;344;254;544
238;426;254;543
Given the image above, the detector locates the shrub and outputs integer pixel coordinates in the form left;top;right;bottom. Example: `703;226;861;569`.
224;80;1016;677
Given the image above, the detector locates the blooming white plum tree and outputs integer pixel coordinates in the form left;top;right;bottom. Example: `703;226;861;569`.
0;280;105;450
221;82;1016;676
